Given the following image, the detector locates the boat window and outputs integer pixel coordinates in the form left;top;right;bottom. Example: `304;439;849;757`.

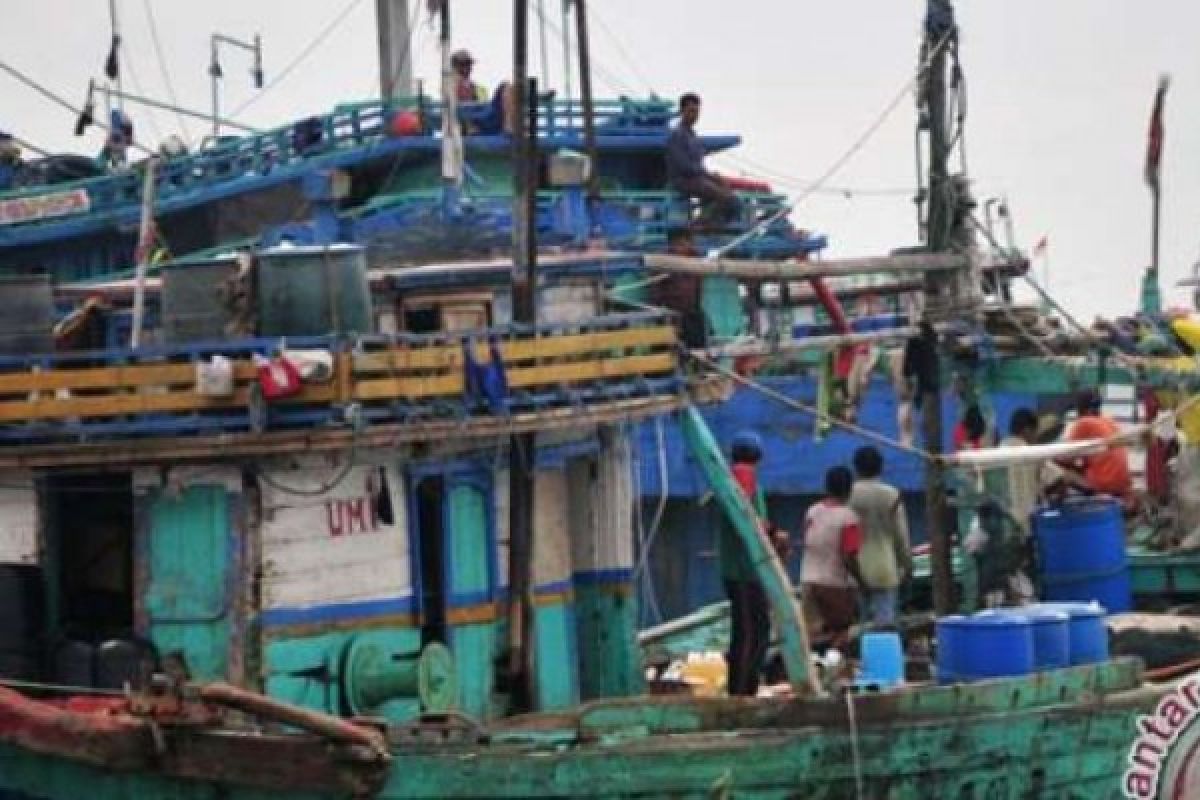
400;292;493;334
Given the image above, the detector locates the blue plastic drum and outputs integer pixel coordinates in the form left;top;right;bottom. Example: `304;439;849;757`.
1015;606;1070;669
937;612;1035;682
1034;602;1109;665
1033;498;1132;612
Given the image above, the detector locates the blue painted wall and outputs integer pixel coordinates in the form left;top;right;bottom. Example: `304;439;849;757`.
634;375;1038;621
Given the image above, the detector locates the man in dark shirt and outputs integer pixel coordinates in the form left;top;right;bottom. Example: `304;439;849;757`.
650;228;709;348
665;93;738;225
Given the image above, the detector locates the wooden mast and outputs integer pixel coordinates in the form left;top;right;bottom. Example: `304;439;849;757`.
376;0;413;101
572;0;599;200
921;0;956;616
506;0;537;711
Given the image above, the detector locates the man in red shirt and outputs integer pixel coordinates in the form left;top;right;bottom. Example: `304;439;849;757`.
801;467;866;649
1063;390;1132;500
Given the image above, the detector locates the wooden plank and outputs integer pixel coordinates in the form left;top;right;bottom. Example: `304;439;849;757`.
0;383;338;422
507;353;676;387
353;326;676;374
353;353;676;400
0;395;686;469
0;361;260;394
354;373;463;401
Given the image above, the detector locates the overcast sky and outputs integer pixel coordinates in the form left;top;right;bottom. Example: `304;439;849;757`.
3;1;1198;318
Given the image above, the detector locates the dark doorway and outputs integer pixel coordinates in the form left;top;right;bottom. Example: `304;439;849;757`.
43;472;134;638
416;476;446;646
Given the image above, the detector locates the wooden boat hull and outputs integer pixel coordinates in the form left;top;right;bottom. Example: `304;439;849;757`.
0;661;1169;799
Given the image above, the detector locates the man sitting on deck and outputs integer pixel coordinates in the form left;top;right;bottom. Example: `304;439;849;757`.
665;93;739;227
1061;389;1133;505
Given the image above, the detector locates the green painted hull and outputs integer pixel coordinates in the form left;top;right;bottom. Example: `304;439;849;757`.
0;661;1162;799
909;544;1200;610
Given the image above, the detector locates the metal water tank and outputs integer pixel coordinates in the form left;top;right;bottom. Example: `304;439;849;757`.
161;255;241;344
256;245;374;337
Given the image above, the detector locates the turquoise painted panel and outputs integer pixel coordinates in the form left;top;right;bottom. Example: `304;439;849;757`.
448;623;495;720
574;584;644;699
533;602;579;710
263;627;423;720
445;482;496;720
447;484;492;596
145;485;231;682
263;631;348;715
701;275;746;342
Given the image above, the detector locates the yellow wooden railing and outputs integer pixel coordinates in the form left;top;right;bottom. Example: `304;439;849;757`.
0;324;679;426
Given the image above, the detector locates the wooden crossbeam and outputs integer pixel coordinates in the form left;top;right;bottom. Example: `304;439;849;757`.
0;394;687;469
645;252;972;280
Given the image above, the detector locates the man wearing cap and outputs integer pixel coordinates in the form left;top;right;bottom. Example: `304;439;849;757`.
451;50;487;104
1063;390;1133;502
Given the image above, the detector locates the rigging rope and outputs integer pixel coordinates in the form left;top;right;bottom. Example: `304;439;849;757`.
587;4;658;95
528;3;638;97
967;214;1144;371
715;152;917;199
143;0;193;143
713;29;956;259
0;58;154;155
230;0;366;118
119;38;164;145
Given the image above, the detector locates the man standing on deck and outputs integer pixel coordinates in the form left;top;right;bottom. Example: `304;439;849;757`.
801;467;866;649
849;446;911;627
1062;390;1133;503
717;431;786;696
665;93;739;226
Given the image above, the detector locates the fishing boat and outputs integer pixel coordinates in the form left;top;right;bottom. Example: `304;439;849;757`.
0;2;1196;798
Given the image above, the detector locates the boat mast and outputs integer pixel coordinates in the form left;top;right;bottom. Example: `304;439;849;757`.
106;0;124;112
433;0;464;201
571;0;599;200
921;0;956;615
376;0;414;101
507;0;538;711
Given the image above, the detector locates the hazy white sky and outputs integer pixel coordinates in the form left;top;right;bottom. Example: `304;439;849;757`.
3;1;1198;318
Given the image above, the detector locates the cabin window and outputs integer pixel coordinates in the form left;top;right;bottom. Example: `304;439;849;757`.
42;473;134;637
400;292;493;334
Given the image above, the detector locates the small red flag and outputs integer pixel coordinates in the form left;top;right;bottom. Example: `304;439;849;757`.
1145;76;1170;189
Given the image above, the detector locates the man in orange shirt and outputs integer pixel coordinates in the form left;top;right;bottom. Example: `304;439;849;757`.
1063;390;1132;500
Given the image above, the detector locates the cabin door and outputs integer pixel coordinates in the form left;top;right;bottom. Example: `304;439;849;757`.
442;474;496;720
143;485;233;681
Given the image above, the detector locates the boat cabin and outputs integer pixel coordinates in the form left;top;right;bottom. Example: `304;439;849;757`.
0;245;684;722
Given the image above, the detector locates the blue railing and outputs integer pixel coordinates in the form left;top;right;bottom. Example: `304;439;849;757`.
0;97;678;233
